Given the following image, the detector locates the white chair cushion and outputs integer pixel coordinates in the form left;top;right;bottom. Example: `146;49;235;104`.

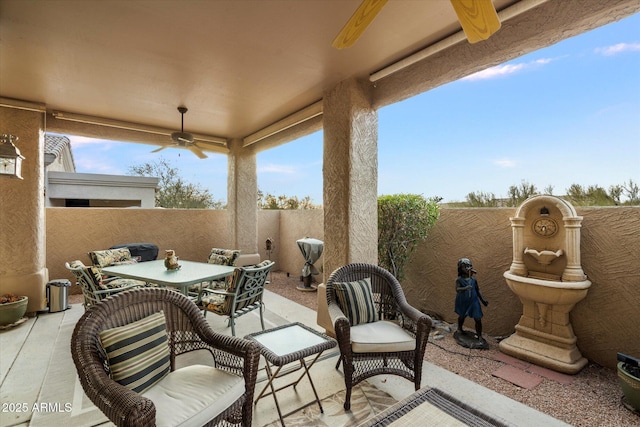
141;364;245;427
350;320;416;353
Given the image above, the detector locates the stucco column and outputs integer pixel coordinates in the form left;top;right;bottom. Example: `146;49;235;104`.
227;138;258;254
322;78;378;280
0;106;48;313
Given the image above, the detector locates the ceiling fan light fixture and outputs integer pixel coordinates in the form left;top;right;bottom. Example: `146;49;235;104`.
171;131;194;145
152;106;207;158
171;106;195;145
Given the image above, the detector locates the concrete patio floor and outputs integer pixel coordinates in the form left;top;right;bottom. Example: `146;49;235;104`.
0;290;568;427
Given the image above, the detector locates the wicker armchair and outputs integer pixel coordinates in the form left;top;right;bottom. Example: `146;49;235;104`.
326;263;432;410
70;288;260;427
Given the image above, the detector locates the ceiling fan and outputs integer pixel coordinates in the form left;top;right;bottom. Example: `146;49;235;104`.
152;106;208;159
332;0;501;49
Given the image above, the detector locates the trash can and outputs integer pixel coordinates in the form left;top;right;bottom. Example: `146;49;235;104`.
47;279;71;312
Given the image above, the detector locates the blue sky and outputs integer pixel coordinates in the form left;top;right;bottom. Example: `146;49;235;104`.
67;13;640;205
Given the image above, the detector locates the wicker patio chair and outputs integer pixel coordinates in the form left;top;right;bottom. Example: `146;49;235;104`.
200;261;274;336
70;287;260;427
326;263;432;410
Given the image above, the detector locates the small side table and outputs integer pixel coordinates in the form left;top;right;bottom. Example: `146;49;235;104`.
245;322;337;426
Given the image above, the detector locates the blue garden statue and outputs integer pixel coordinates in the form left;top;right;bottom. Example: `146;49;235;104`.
454;258;489;349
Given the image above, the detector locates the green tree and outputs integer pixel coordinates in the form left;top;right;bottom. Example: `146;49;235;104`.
378;194;441;281
257;189;319;209
566;183;616;206
620;179;639;205
507;180;538;207
129;158;224;209
465;191;498;207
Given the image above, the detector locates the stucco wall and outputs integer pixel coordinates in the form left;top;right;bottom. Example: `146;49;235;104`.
46;208;322;290
45;206;639;369
1;107;48;312
404;206;640;370
46;208;231;284
277;209;325;279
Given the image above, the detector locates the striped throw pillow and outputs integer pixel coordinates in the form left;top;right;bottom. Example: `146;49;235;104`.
334;278;378;326
99;311;170;393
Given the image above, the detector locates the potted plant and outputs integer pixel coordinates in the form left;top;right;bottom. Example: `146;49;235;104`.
617;353;640;413
0;293;28;326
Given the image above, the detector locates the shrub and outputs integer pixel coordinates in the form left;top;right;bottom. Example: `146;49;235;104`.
378;194;441;281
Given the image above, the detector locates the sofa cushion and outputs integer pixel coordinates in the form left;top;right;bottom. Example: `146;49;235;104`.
207;248;240;266
249;260;272;269
333;277;378;326
235;253;261;267
201;292;229;315
100;277;147;290
69;260;109;289
89;248;137;269
350;320;416;353
141;364;245;427
99;311;171;393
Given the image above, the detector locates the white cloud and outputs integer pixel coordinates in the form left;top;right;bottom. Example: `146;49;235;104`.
67;135;105;146
75;157;123;174
259;163;296;174
493;158;517;168
595;42;640;56
463;57;554;81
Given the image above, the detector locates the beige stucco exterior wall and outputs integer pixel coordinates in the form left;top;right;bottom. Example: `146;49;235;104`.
403;206;640;370
0;106;48;312
45;206;639;369
46;208;231;285
45;208;321;290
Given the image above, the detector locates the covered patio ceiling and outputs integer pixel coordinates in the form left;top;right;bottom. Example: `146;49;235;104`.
1;0;638;154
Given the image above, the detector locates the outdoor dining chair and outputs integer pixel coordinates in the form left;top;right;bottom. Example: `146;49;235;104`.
325;263;433;410
187;247;241;295
70;287;260;427
200;260;275;336
65;260;145;311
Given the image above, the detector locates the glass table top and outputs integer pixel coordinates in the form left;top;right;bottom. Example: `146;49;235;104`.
250;323;331;357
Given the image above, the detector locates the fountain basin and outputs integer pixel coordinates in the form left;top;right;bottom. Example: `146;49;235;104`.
501;271;591;374
524;247;563;266
504;271;591;306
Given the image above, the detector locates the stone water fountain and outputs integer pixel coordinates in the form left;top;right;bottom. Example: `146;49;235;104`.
500;195;591;374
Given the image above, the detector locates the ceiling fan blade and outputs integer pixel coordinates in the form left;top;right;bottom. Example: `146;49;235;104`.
450;0;501;44
188;144;208;159
151;146;168;153
332;0;388;49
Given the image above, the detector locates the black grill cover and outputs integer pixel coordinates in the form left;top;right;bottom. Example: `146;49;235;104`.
110;243;159;262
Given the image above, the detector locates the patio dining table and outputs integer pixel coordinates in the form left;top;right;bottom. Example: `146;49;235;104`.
102;260;236;301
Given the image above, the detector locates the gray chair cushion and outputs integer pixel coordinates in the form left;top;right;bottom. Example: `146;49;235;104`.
141;364;245;427
350;320;416;353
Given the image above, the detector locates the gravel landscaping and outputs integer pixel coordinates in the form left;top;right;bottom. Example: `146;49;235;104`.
266;271;639;427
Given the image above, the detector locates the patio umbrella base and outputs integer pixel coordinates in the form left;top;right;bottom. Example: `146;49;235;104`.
297;284;318;292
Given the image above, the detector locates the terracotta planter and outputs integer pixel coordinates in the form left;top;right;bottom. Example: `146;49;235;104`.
618;362;640;412
0;296;28;326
